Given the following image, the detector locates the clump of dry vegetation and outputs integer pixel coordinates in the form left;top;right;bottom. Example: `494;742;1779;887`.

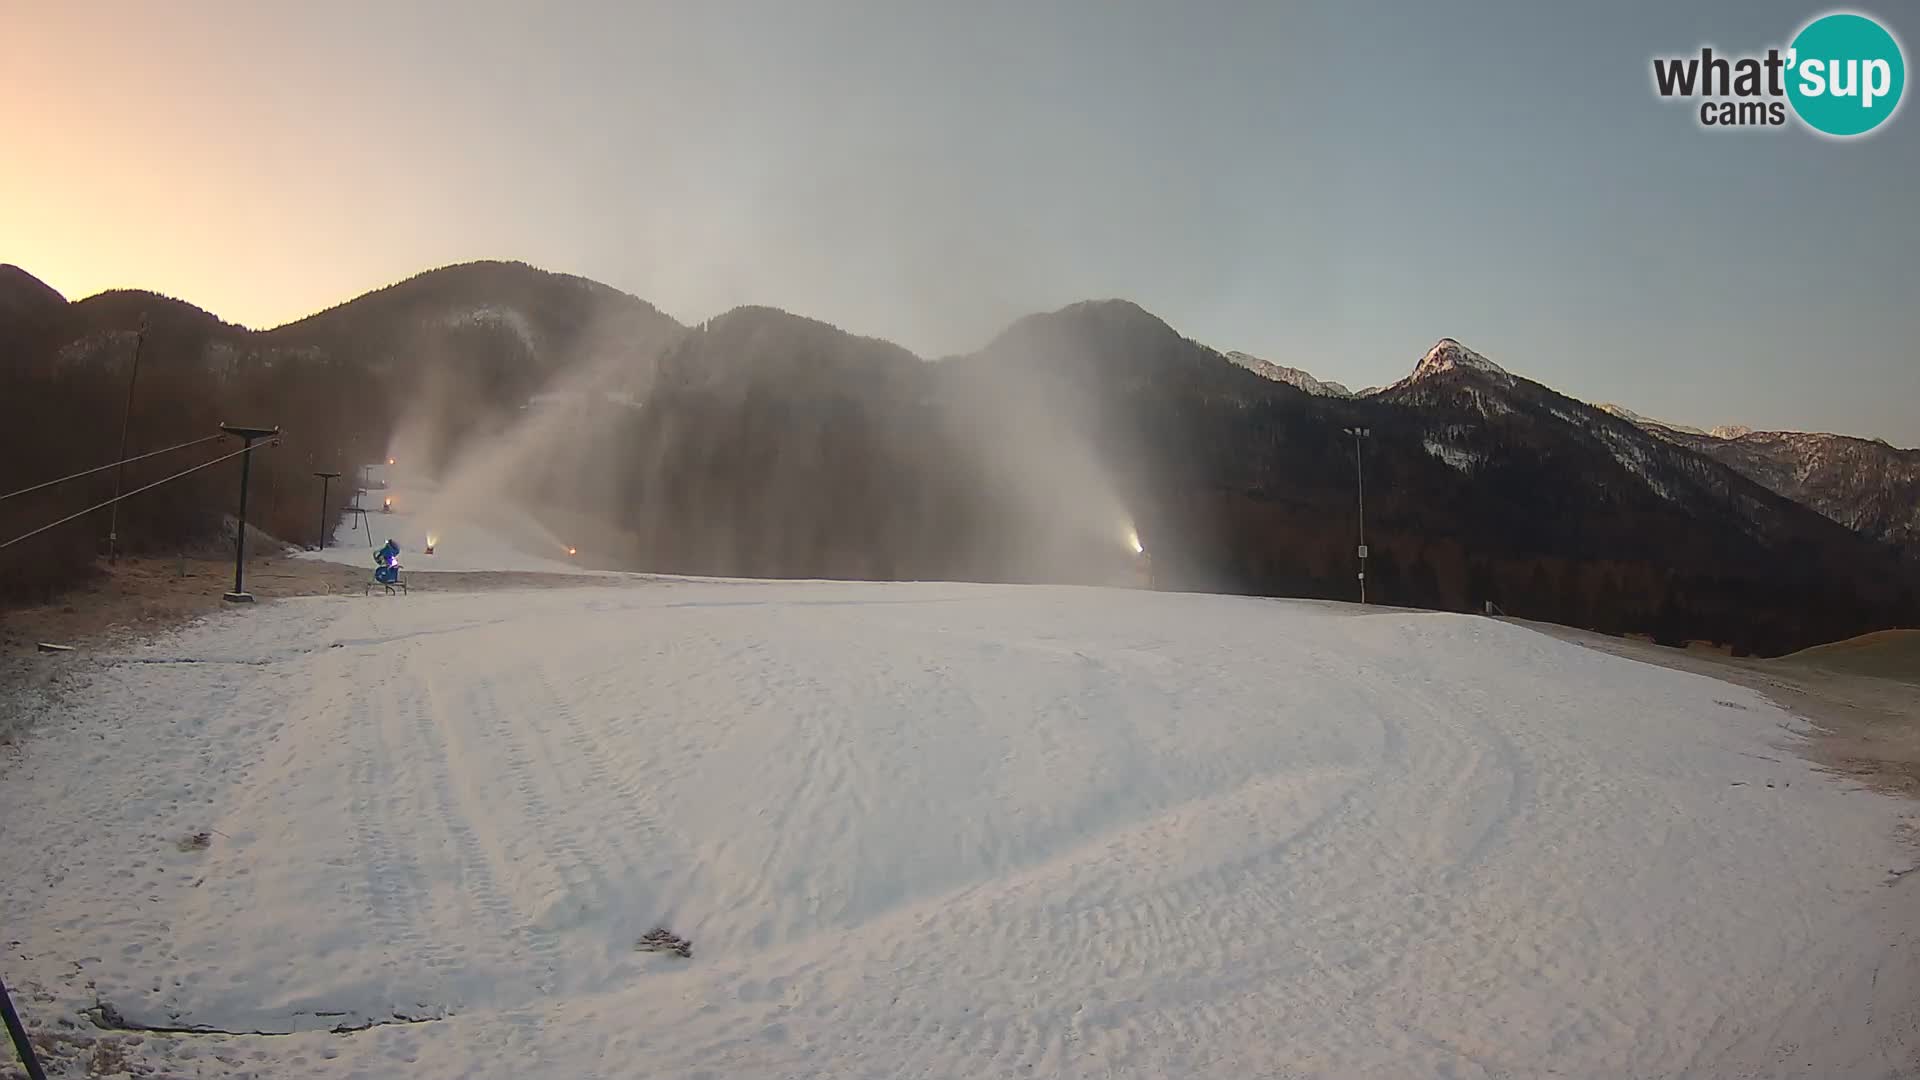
635;926;692;958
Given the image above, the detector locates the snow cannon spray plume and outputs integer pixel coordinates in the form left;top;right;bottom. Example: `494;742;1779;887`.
1125;521;1153;589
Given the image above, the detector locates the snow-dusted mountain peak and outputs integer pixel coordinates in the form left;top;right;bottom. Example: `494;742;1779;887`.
1410;338;1509;382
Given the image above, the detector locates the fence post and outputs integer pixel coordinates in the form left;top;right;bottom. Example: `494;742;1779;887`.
0;975;48;1080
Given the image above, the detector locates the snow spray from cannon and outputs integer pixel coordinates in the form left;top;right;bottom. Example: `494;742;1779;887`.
383;310;651;570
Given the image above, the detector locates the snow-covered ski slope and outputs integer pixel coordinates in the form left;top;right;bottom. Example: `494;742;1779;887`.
298;466;592;575
3;581;1916;1078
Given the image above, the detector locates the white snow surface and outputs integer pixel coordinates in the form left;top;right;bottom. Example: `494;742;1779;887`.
3;580;1917;1078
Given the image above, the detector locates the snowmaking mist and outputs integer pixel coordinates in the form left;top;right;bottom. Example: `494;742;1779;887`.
379;295;1153;585
383;314;656;570
942;371;1147;581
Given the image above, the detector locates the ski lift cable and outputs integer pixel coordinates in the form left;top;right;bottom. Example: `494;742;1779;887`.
0;440;276;551
0;433;225;503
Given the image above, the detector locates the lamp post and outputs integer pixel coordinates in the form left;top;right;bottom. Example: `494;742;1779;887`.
1343;426;1371;604
313;471;340;551
220;424;279;603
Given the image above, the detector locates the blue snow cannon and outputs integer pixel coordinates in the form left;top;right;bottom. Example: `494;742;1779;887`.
374;539;402;586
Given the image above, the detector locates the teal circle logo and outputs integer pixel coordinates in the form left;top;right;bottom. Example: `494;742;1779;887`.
1787;12;1906;137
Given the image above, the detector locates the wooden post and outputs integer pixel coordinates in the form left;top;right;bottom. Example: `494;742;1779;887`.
105;317;147;562
0;975;48;1080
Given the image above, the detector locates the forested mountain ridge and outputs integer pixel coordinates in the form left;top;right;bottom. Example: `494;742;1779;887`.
4;261;1911;654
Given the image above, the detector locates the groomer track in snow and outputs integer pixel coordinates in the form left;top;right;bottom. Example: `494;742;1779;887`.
1;581;1915;1078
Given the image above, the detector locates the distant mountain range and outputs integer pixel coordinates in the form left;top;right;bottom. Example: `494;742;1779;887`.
1222;351;1354;398
1590;408;1919;556
1227;340;1916;560
2;260;1912;652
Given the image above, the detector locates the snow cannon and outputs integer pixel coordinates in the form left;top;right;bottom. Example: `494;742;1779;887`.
1124;526;1153;589
374;539;402;585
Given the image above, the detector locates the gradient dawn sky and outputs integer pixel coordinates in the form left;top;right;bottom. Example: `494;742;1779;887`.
4;1;1916;443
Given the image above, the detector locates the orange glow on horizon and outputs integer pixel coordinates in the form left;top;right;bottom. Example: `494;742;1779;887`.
0;9;494;331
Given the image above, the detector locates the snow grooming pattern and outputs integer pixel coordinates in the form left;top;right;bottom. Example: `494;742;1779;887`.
0;581;1915;1079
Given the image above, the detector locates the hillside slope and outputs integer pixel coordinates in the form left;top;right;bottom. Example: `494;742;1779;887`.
1597;406;1919;556
0;263;64;330
0;262;685;596
1673;430;1920;556
1783;628;1920;684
